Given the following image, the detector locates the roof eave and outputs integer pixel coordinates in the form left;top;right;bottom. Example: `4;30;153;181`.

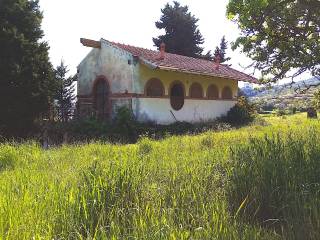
139;58;158;69
156;65;257;83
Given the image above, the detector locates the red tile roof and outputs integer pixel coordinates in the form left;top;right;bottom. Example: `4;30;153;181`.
105;39;257;83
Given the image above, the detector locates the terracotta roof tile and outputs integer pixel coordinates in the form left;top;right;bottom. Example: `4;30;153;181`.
106;40;257;83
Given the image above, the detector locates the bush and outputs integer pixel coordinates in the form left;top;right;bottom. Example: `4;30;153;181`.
37;105;243;145
44;118;111;144
290;106;297;114
43;107;139;144
251;115;269;127
71;118;110;139
307;107;318;119
113;106;138;142
312;89;320;110
223;96;255;125
274;108;286;116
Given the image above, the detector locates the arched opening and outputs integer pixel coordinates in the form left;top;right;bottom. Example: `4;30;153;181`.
207;84;219;99
145;78;165;97
170;81;184;111
189;82;203;98
222;86;233;99
93;77;110;120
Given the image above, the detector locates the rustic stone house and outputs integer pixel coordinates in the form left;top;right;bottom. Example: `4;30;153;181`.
77;38;257;124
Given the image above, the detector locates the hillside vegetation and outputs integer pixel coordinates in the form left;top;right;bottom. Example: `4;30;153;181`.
243;78;320;111
0;114;319;239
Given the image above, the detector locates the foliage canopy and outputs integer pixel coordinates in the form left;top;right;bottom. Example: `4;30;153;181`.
227;0;320;82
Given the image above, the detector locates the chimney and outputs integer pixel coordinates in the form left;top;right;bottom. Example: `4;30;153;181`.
159;42;166;60
214;53;221;70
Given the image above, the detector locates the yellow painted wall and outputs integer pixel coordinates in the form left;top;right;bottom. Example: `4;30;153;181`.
135;64;238;98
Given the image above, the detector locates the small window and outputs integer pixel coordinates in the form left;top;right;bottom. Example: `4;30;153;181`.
170;82;184;110
207;84;219;99
145;78;164;97
189;82;203;98
222;86;233;99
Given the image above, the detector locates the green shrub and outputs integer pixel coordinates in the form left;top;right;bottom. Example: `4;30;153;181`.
275;108;286;116
70;118;110;140
45;107;138;143
113;106;138;142
165;121;194;135
251;115;269;127
307;107;318;119
113;106;135;127
312;89;320;110
290;106;297;114
223;96;255;125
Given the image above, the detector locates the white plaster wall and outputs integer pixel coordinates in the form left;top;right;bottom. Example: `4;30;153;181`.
77;39;136;96
77;48;101;96
133;98;237;124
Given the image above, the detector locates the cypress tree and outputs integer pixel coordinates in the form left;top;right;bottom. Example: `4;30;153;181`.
153;1;205;58
0;0;56;135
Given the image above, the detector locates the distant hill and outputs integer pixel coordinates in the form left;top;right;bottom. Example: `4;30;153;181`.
241;77;320;111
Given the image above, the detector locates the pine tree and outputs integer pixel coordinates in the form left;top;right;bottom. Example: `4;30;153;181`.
201;50;214;61
214;36;231;64
219;36;231;63
214;47;221;60
153;1;204;58
54;61;75;123
0;0;56;135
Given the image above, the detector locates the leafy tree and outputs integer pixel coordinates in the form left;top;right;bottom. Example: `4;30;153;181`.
312;89;320;110
0;0;56;135
227;0;320;83
153;1;204;58
54;61;76;123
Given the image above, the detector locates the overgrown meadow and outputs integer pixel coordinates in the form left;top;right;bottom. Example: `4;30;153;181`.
0;114;319;239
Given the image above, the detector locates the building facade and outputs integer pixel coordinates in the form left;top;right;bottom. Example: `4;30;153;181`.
77;38;256;124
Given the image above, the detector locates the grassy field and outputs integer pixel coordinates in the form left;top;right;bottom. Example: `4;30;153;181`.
0;113;320;239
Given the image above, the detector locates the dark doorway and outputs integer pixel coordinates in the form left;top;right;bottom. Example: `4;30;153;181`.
170;82;184;110
94;79;109;120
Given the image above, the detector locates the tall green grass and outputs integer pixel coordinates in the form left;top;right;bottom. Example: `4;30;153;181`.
0;115;319;239
228;129;320;239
